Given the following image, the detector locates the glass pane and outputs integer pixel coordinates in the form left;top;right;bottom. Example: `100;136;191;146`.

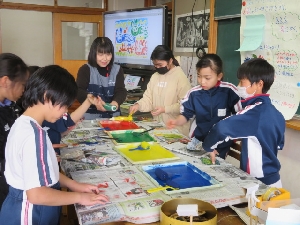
3;0;54;5
62;22;98;60
58;0;104;8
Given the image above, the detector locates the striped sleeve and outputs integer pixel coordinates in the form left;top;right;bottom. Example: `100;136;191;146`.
180;86;201;119
31;121;52;186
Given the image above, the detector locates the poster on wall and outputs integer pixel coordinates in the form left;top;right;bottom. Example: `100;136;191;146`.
173;9;210;53
239;0;300;120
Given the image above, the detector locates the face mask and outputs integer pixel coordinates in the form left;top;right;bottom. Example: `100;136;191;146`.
155;66;169;75
237;85;256;99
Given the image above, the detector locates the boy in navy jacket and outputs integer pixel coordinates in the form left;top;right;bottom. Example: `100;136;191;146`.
203;58;285;187
167;54;242;158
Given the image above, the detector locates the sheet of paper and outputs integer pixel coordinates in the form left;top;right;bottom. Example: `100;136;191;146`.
266;208;300;225
124;75;141;90
237;14;266;51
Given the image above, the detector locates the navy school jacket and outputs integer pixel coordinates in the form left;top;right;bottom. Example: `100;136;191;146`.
181;81;242;141
202;94;285;185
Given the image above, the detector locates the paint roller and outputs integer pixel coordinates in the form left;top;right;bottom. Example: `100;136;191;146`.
176;204;198;225
155;168;179;181
103;103;117;111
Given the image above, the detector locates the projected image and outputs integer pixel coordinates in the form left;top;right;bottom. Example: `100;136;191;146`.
115;18;148;58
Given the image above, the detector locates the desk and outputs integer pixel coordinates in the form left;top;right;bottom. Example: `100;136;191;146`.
60;119;264;225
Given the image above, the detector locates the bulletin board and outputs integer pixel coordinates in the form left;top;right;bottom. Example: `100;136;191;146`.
239;0;300;119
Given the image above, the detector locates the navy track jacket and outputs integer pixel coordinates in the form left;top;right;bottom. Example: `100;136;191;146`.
203;94;285;185
181;81;242;141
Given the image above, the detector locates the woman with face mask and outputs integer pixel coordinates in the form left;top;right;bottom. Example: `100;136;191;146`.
129;45;191;136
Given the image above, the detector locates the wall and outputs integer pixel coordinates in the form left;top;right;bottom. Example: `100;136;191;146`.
277;128;300;198
3;0;105;7
0;0;142;66
0;9;53;66
107;0;144;11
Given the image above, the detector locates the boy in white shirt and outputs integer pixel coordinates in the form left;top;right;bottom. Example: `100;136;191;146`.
0;65;109;225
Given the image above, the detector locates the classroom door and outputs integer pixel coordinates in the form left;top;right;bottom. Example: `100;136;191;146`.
53;13;102;80
53;13;102;112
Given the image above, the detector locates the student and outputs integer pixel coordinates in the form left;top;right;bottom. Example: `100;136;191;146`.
0;65;109;224
15;65;40;115
202;58;285;187
43;94;101;155
76;37;127;119
129;45;191;136
19;66;101;155
0;53;29;210
167;54;242;158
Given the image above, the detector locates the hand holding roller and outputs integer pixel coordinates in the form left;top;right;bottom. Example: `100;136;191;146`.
103;103;117;111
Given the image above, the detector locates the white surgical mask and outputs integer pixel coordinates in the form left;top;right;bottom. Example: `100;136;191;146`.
237;85;256;99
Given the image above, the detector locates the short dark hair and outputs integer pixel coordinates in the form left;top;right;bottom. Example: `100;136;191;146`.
0;53;28;83
150;45;180;66
22;65;77;109
88;37;114;67
196;54;223;75
237;58;274;93
28;66;40;76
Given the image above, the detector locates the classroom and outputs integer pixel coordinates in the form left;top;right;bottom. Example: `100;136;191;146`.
0;0;300;225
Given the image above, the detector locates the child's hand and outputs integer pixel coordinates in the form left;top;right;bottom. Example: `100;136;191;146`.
61;124;77;137
68;124;76;131
78;192;110;206
210;150;219;164
166;119;177;129
89;95;106;112
72;182;101;194
129;103;139;115
151;106;165;116
87;94;102;106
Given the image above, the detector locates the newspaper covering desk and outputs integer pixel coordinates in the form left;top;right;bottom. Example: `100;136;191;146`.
60;119;268;225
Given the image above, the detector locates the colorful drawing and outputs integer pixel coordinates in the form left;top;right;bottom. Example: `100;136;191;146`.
127;201;145;211
62;137;112;146
114;142;179;164
154;133;189;144
115;18;148;58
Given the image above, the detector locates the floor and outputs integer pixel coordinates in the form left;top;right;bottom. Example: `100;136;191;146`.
60;215;78;225
60;205;79;225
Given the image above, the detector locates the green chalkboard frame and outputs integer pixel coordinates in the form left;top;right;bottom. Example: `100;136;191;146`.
216;18;241;86
215;0;241;18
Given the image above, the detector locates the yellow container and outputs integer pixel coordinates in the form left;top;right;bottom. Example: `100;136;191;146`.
246;188;291;216
160;198;217;225
257;188;290;209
